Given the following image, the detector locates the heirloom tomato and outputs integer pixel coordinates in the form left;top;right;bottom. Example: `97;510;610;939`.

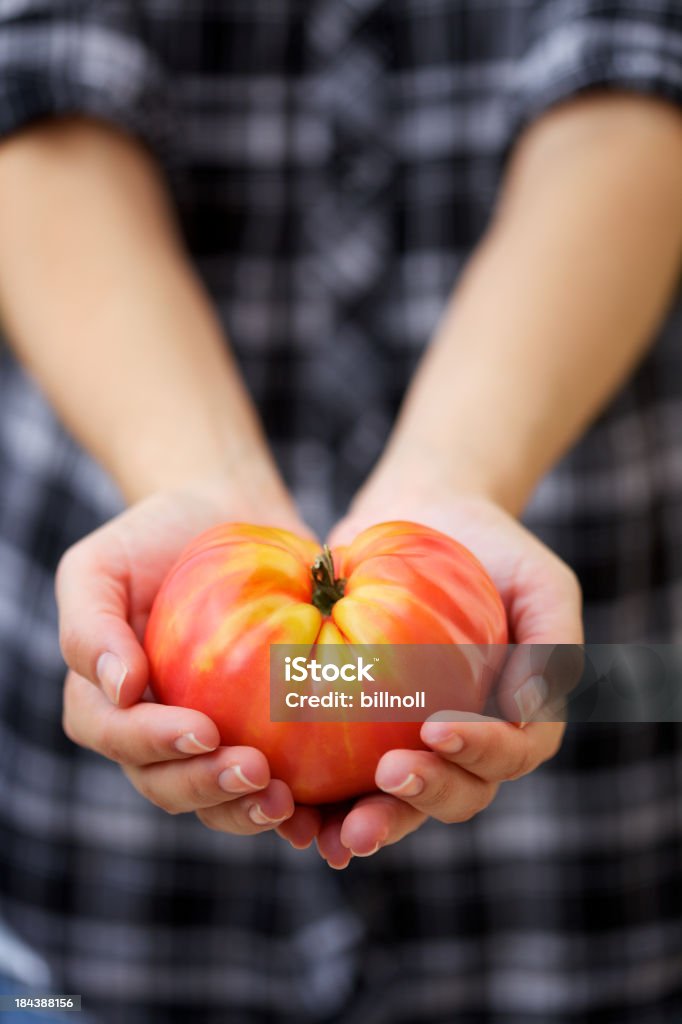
144;521;507;803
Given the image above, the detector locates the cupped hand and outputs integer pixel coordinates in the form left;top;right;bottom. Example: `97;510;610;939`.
302;490;583;868
58;475;313;836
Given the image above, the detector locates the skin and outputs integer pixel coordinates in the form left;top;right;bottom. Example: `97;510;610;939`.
307;496;582;865
1;95;681;865
58;483;311;832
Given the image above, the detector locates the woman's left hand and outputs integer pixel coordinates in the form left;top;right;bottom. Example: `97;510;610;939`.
278;490;583;867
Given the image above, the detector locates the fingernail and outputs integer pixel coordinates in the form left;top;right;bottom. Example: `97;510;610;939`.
174;732;217;755
288;838;313;851
96;652;127;705
248;804;286;826
376;771;425;797
514;675;548;724
421;723;464;752
218;765;262;794
350;842;381;858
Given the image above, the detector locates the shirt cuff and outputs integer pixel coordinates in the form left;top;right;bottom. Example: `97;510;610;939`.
510;16;682;141
0;20;173;162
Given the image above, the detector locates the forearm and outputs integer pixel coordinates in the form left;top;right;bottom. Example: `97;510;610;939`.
0;118;283;505
373;94;682;515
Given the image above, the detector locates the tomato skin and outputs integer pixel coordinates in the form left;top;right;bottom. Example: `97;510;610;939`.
144;521;507;804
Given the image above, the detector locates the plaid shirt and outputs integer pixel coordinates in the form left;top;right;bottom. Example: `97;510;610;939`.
1;1;681;1021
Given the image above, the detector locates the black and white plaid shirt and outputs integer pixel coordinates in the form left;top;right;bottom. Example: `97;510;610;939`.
1;2;681;1022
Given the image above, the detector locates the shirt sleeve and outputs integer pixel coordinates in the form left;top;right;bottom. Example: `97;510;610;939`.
511;0;682;133
0;1;171;158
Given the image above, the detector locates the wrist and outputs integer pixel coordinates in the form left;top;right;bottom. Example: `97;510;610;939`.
360;433;529;519
117;440;295;518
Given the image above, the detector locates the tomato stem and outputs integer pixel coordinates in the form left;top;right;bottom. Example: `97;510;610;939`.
311;545;346;615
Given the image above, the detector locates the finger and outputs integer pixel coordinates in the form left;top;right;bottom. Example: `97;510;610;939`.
56;532;147;706
500;549;583;724
374;749;498;823
508;550;584;648
493;642;584;725
276;805;322;850
316;807;354;869
123;747;269;814
338;794;425;858
196;779;294;835
63;670;222;765
420;717;565;782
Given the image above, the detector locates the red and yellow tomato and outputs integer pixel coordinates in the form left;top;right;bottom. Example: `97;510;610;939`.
144;521;507;803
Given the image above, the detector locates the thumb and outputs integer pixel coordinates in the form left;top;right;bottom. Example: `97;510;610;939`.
327;514;365;549
55;534;149;707
494;557;584;724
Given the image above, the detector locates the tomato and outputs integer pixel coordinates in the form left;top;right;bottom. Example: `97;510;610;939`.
144;521;507;804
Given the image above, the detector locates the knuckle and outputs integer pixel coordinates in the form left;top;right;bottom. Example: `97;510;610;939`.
123;767;178;815
135;779;155;805
58;622;85;670
61;702;80;747
426;776;453;812
145;734;172;765
149;795;182;816
130;775;179;815
508;746;535;780
97;714;126;763
475;782;499;816
55;542;88;596
195;807;223;832
134;775;155;802
130;773;155;805
442;801;473;824
61;678;93;752
184;768;210;808
55;548;75;591
538;725;565;766
61;678;77;742
508;726;565;780
462;727;504;775
548;729;565;760
447;782;497;823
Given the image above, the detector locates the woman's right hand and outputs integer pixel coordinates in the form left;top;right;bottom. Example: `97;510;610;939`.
57;475;313;836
